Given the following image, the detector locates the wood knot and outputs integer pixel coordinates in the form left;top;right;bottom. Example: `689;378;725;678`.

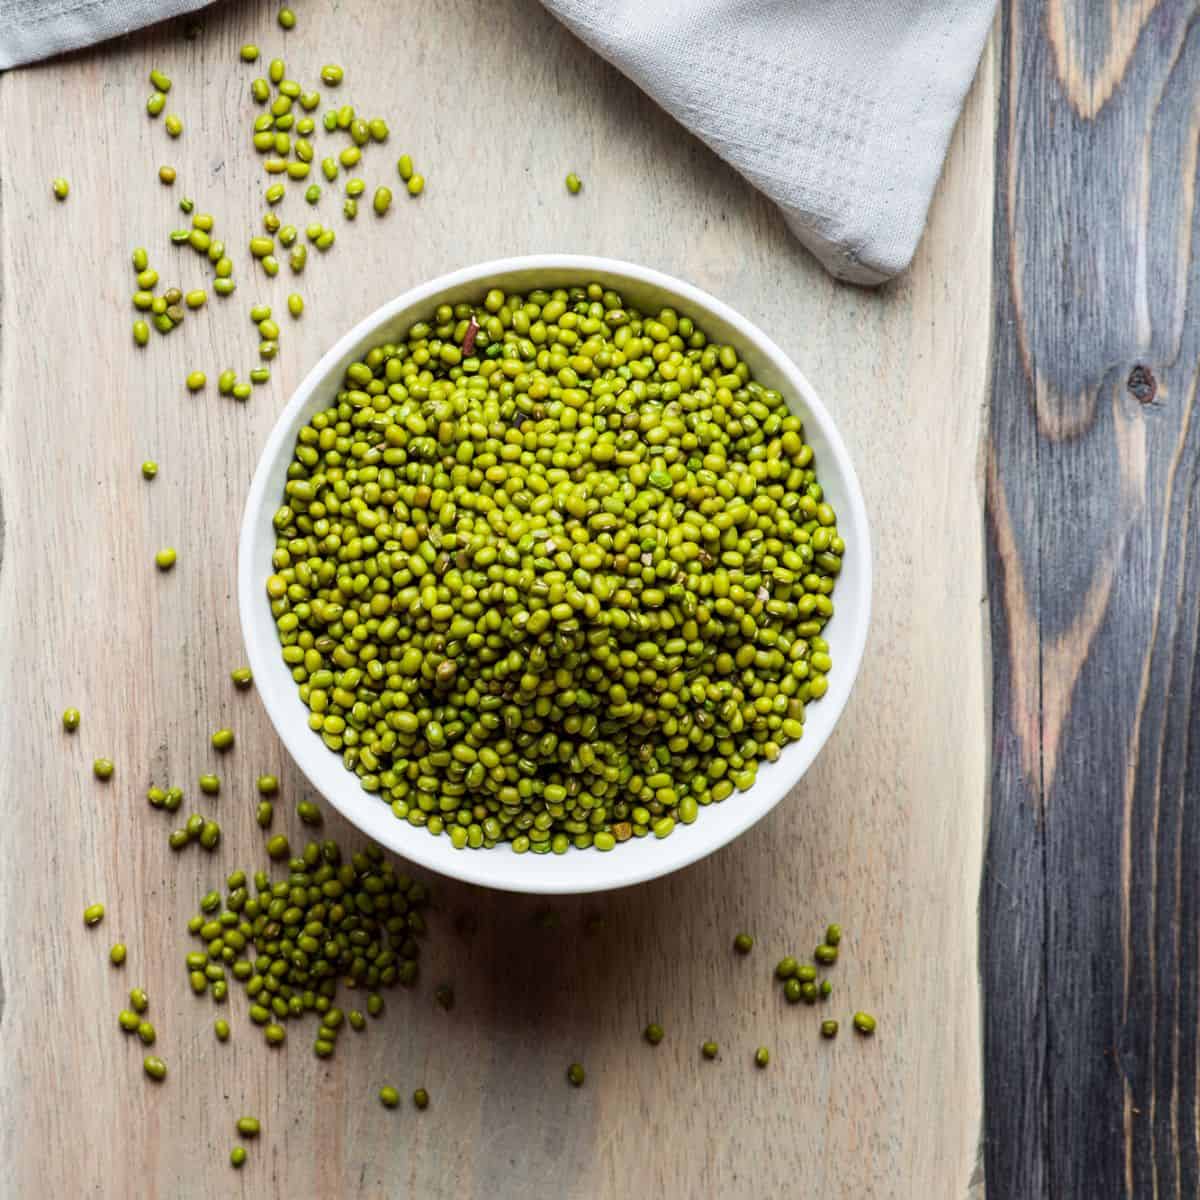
1127;364;1157;404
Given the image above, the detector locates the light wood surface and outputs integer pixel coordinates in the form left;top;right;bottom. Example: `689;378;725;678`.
0;3;995;1196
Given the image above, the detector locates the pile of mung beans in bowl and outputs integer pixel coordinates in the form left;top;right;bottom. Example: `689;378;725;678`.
238;256;872;894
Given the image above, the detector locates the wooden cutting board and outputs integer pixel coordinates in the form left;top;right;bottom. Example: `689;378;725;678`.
0;3;995;1195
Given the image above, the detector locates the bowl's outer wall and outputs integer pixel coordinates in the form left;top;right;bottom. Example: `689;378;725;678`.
239;257;872;894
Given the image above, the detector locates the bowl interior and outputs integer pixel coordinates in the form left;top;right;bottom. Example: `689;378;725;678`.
239;256;872;894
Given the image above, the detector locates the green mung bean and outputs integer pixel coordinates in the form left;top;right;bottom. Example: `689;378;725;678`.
702;1040;719;1059
265;284;840;855
566;1064;585;1087
199;774;219;795
83;903;105;925
62;708;81;731
51;177;70;200
565;172;582;194
110;943;127;965
754;1046;770;1068
413;1088;429;1109
92;759;114;781
379;1086;399;1108
278;6;295;28
852;1011;876;1035
164;114;182;137
143;1055;167;1081
158;165;176;184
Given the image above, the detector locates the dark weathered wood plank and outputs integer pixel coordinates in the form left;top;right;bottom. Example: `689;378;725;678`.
986;1;1200;1194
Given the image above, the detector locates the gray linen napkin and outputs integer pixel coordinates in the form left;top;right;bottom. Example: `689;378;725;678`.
0;0;210;71
1;0;995;285
542;0;996;284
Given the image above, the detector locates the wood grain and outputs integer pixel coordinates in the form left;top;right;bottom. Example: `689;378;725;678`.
0;3;994;1196
984;0;1200;1194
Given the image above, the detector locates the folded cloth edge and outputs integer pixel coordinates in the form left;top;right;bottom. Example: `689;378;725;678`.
545;0;996;287
0;0;212;72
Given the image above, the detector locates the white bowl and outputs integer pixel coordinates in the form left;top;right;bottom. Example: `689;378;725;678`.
239;255;871;894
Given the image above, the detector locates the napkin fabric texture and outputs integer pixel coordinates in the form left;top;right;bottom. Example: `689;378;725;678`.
543;0;996;285
1;0;995;286
0;0;210;72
